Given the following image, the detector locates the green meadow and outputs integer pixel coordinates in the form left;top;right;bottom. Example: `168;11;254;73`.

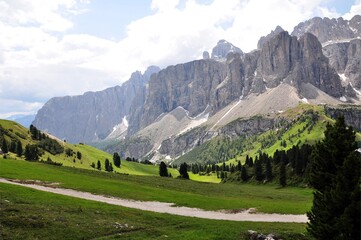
0;157;312;214
0;182;311;240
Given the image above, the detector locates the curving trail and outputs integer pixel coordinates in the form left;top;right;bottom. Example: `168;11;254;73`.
0;178;308;223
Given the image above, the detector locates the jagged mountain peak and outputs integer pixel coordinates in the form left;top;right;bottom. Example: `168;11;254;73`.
291;15;361;44
211;39;243;60
257;25;285;49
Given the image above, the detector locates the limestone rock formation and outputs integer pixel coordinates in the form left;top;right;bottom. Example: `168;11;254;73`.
292;15;361;44
33;66;160;143
211;39;243;60
257;25;285;49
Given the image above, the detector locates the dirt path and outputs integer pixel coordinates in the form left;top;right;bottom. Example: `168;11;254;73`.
0;178;308;223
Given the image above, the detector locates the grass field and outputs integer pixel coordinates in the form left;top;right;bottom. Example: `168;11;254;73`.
0;157;312;214
0;183;312;240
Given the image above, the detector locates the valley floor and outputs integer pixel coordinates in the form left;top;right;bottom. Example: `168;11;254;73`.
0;178;307;223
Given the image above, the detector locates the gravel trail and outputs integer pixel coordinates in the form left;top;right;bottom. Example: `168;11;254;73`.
0;178;308;223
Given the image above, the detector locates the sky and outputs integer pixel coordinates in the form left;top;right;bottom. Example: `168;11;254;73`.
0;0;360;119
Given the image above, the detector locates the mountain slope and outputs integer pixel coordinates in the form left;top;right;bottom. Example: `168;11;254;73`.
32;66;160;143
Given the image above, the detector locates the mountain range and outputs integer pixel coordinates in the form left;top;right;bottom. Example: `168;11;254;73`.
32;15;361;162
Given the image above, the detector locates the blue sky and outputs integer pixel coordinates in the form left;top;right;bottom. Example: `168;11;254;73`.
0;0;360;119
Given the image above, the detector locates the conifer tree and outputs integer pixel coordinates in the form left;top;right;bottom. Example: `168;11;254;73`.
1;138;8;153
254;159;263;181
307;116;360;239
265;158;273;181
179;162;189;179
16;140;22;157
113;152;121;167
159;161;168;177
241;164;249;182
279;161;286;187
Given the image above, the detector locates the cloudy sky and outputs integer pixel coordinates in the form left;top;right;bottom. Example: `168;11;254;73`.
0;0;360;119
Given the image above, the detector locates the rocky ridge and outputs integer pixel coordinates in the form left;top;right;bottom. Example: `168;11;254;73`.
33;16;361;160
33;66;160;143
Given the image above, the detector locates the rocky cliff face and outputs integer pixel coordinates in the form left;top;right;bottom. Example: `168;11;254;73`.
138;60;228;130
292;15;361;44
136;30;345;135
257;26;284;49
325;105;361;131
33;66;160;143
323;39;361;89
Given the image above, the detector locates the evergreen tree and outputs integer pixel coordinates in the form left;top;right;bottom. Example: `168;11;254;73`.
76;151;82;160
279;161;286;187
9;140;16;153
104;159;111;171
24;144;39;161
254;159;263;181
265;158;273;181
179;162;189;179
1;138;8;153
307;116;360;239
159;161;168;177
97;160;101;170
241;164;249;181
16;140;22;157
113;152;121;167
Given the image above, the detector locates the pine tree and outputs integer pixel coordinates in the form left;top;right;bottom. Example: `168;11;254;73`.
307;116;360;239
159;161;168;177
254;159;263;181
9;141;16;153
279;161;286;187
104;159;111;171
97;160;101;170
16;140;22;157
265;158;273;181
1;138;8;153
179;162;189;179
241;164;249;182
113;152;121;167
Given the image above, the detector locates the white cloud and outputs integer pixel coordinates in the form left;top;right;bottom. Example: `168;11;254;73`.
0;0;356;118
0;99;43;119
344;0;361;19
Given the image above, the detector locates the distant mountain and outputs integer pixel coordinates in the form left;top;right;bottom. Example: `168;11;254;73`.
292;15;361;44
32;66;160;143
6;114;35;128
33;15;361;163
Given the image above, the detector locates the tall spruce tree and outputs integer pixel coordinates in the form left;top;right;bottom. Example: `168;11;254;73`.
113;152;121;167
279;161;286;187
179;162;189;179
159;161;168;177
16;140;22;157
307;116;360;239
1;138;8;153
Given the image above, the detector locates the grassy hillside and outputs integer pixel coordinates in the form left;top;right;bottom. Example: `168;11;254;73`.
176;104;361;165
0;119;214;181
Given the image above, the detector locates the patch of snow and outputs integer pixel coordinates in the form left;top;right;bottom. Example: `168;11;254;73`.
350;26;358;33
301;98;309;103
338;73;347;82
165;155;171;160
254;71;257;76
350;82;361;95
122;116;128;128
278;110;284;113
339;96;347;102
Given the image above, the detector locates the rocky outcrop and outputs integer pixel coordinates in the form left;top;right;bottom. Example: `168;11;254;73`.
138;60;228;130
325;105;361;131
33;66;160;143
211;39;243;60
256;31;343;97
323;39;361;88
257;25;284;49
292;15;361;44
